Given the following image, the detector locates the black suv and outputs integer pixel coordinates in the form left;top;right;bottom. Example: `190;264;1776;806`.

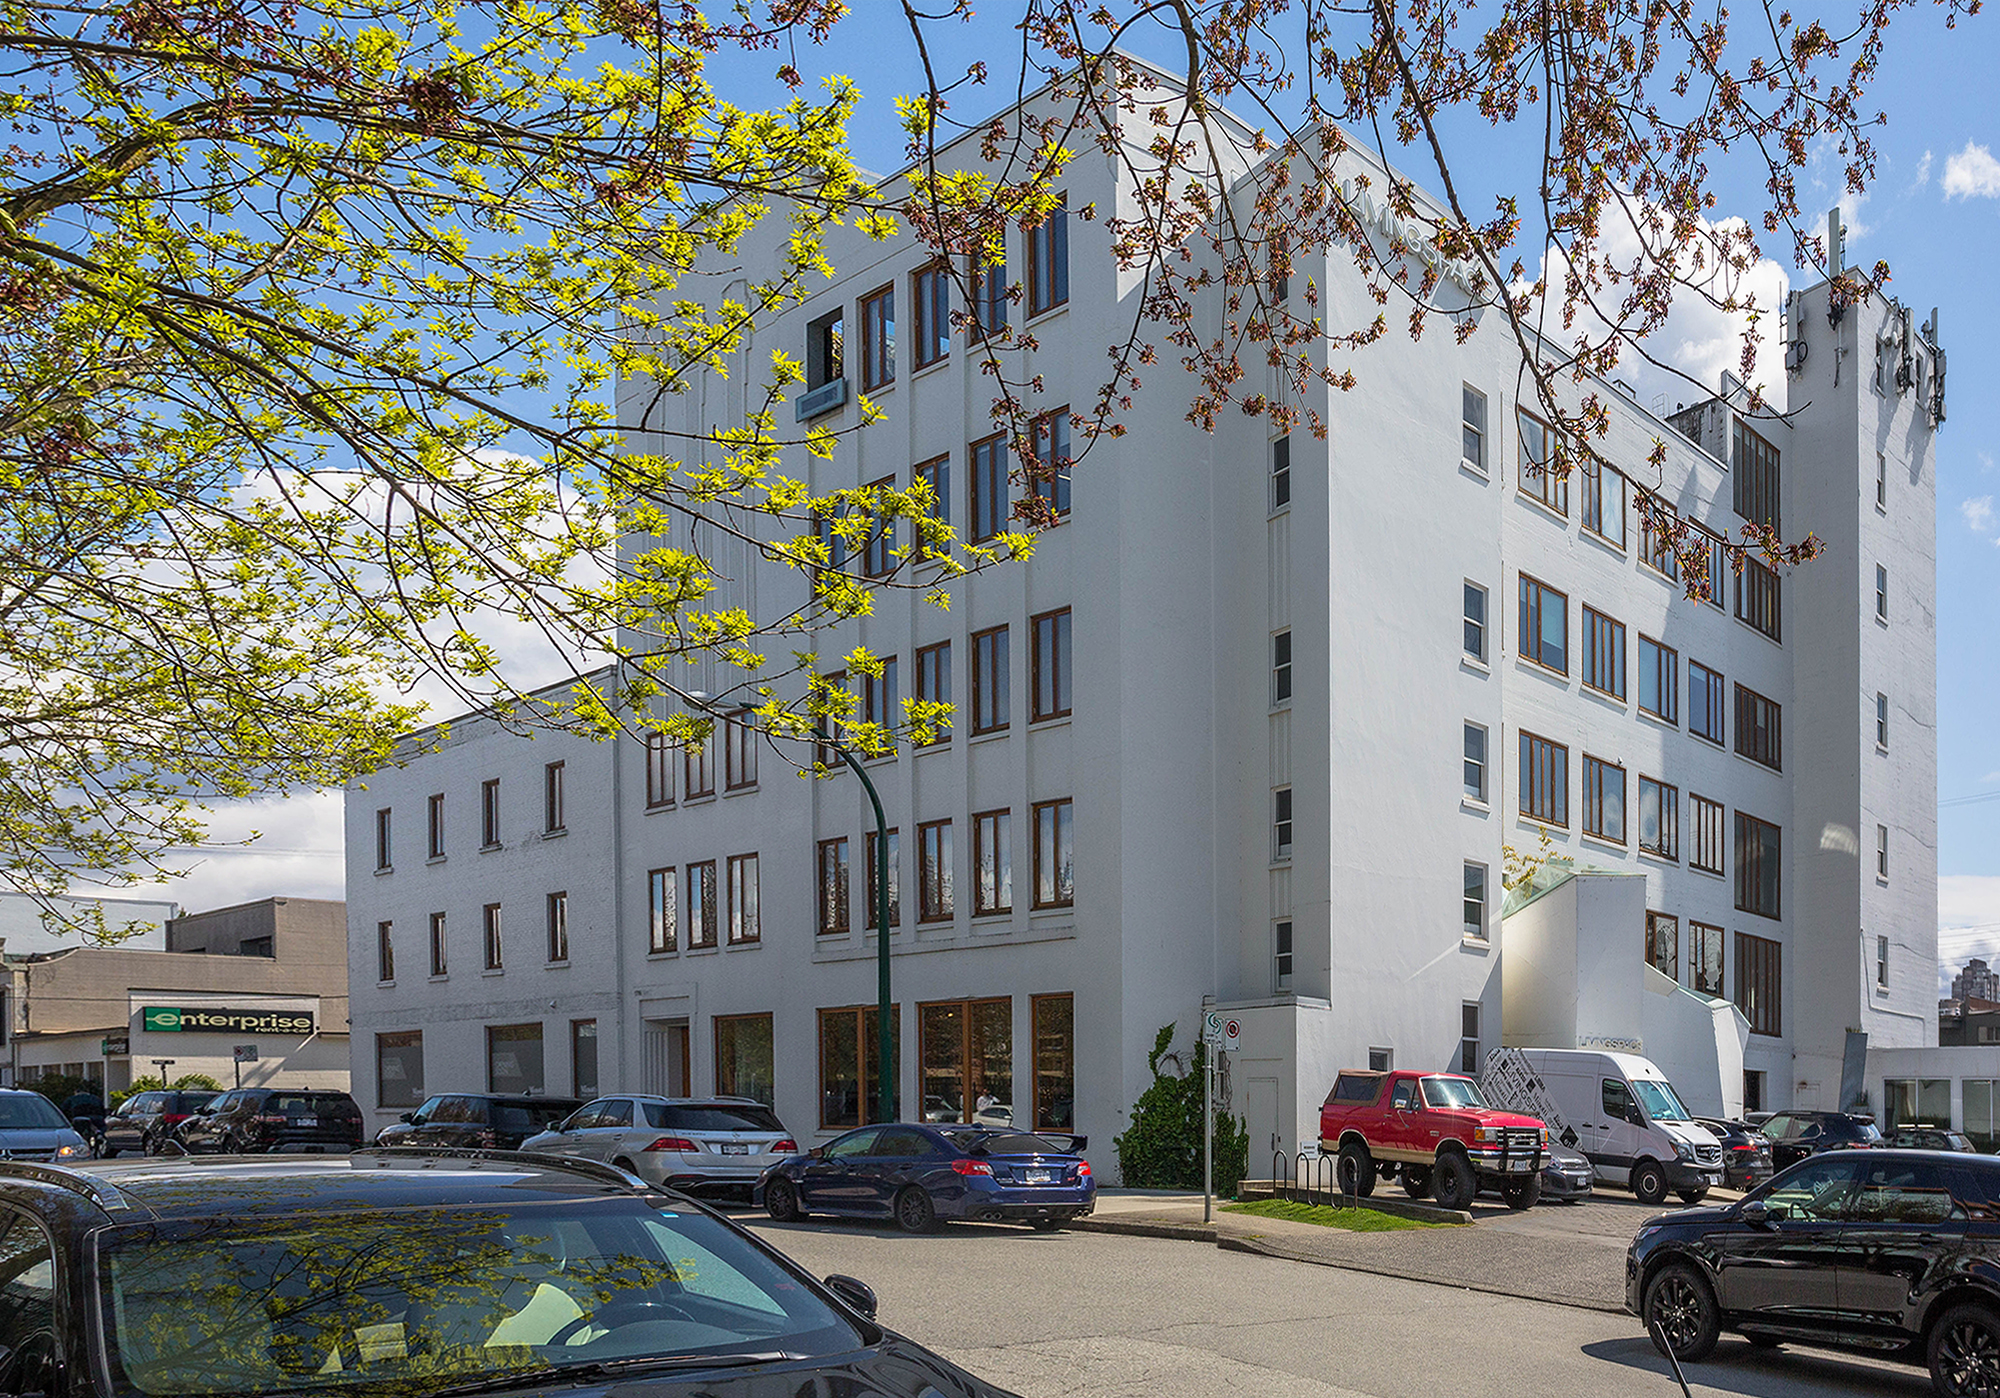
0;1151;1009;1398
374;1092;582;1151
1694;1117;1775;1190
99;1091;219;1157
1756;1108;1884;1170
1631;1149;2000;1395
174;1087;363;1153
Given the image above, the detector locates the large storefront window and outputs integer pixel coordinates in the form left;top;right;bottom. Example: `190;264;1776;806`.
715;1013;775;1107
1966;1081;2000;1150
1884;1077;1951;1130
1032;994;1075;1131
571;1019;599;1098
486;1023;545;1095
818;1005;900;1129
919;999;1012;1125
376;1031;424;1108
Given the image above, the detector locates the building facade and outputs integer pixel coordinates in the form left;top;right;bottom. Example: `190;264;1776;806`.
345;66;1939;1170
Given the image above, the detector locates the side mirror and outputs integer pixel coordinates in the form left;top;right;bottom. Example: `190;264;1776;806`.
1626;1105;1645;1126
808;1145;826;1159
822;1274;877;1319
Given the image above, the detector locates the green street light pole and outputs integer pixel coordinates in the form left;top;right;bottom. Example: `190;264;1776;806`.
818;726;894;1124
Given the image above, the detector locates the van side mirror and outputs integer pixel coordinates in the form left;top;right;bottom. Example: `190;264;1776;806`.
1626;1104;1645;1126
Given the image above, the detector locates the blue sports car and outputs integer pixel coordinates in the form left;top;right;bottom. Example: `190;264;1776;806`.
758;1122;1095;1232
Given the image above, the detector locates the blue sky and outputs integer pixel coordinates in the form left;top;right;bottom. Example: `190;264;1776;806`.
138;7;2000;984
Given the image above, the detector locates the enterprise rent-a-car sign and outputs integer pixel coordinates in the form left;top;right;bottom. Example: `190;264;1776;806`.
141;1006;316;1035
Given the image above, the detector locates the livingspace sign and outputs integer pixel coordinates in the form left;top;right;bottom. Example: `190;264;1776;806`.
141;1006;315;1035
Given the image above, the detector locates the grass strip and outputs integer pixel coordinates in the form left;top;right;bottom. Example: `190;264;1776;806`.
1223;1199;1450;1231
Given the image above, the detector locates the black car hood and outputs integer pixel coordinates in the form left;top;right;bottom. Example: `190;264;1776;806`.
470;1337;1019;1398
1646;1204;1738;1230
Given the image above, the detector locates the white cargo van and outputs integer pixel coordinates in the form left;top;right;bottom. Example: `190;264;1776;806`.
1483;1048;1724;1205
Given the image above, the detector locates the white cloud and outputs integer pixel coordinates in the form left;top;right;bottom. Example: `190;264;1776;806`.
1944;142;2000;200
1837;189;1872;242
1964;495;1996;534
1939;874;2000;994
115;791;347;916
1912;150;1934;192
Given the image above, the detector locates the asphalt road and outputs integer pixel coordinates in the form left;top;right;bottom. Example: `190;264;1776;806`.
744;1215;1931;1398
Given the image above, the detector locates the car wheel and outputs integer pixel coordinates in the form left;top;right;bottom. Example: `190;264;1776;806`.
142;1131;162;1157
1432;1152;1477;1211
1335;1142;1377;1199
1502;1175;1541;1210
1631;1159;1669;1206
1929;1301;2000;1397
1400;1165;1432;1199
1678;1188;1708;1206
612;1156;637;1175
765;1178;804;1223
1644;1261;1720;1363
894;1186;938;1234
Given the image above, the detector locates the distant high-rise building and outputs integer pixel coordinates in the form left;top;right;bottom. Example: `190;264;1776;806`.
1954;958;2000;1004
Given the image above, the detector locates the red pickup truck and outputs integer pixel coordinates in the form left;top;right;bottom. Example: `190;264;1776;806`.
1319;1069;1548;1210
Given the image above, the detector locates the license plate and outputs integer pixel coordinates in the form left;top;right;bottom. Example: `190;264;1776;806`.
1023;1168;1054;1184
1509;1158;1532;1171
296;1117;318;1127
720;1143;750;1155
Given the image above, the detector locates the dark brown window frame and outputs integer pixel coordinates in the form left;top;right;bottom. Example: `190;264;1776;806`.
1690;794;1726;875
428;911;447;977
1735;811;1782;920
686;859;719;948
543;761;565;832
918;818;953;922
1025;192;1068;317
912;260;950;369
1581;606;1627;700
1517;409;1567;514
1031;993;1075;1132
1519;731;1569;828
480;779;500;847
713;1012;774;1106
816;1003;901;1130
969;432;1007;542
427;792;446;859
1690;921;1724;995
644;732;674;807
1030;406;1072;517
727;852;760;944
1518;574;1568;675
1735;930;1782;1036
917;995;1014;1127
1733;418;1781;533
1638;636;1678;723
914;641;951;746
723;709;759;791
376;920;394;983
1645;911;1679;982
972;808;1012;916
1735;557;1782;641
1689;661;1726;745
1638;775;1679;860
1582;755;1626;844
1733;683;1783;771
859;282;895;391
482;902;503;970
647;866;677;953
545;890;568;963
1032;798;1075;909
684;734;715;799
817;837;849;936
1031;607;1072;722
970;625;1009;735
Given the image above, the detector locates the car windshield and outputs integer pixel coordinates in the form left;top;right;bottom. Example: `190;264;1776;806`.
1631;1080;1692;1122
96;1197;859;1398
0;1096;69;1130
645;1104;785;1133
1419;1077;1487;1109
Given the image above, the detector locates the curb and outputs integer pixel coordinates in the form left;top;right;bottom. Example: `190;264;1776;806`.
1070;1216;1218;1242
1213;1234;1628;1314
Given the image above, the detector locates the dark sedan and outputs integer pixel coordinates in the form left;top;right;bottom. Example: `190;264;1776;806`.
1757;1109;1883;1170
1695;1116;1775;1189
375;1092;582;1151
759;1123;1095;1232
1630;1149;2000;1395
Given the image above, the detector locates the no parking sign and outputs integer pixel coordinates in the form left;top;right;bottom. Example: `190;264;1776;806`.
1202;1010;1244;1053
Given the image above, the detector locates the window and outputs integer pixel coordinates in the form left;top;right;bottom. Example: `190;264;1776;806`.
915;641;951;745
1517;410;1566;512
481;779;500;846
1368;1048;1393;1072
972;252;1006;338
1518;576;1567;673
817;839;849;935
1640;508;1680;582
973;809;1012;915
859;283;894;391
863;475;896;577
374;808;392;871
545;891;568;963
1876;564;1889;622
1638;777;1678;859
913;261;950;369
1689;661;1725;744
713;1014;774;1107
1582;756;1626;843
1031;408;1071;517
1032;608;1072;721
1463;582;1487;661
1464;862;1487;940
1733;419;1781;532
1034;799;1076;907
971;625;1009;734
1876;691;1890;748
572;1019;599;1099
487;1023;545;1096
1645;912;1679;981
723;710;758;789
1274;920;1294;991
1272;630;1292;705
1877;452;1888;509
376;921;394;983
377;1030;424;1109
863;655;900;743
1582;607;1626;699
427;792;445;859
1877;824;1890;880
805;306;843;389
915;453;950;527
1695;533;1728;607
1460;1003;1482;1075
1735;931;1782;1036
1581;458;1626;547
1735;812;1782;919
1638;637;1678;722
684;734;714;798
727;853;760;944
919;998;1013;1126
818;1005;901;1128
1461;386;1487;470
648;867;677;953
814;507;848;571
686;860;718;948
1272;434;1291;509
1736;557;1781;641
970;433;1008;541
1272;787;1293;860
918;819;953;921
1876;933;1890;988
1463;723;1487;802
1687;921;1724;995
1032;993;1075;1130
814;671;846;771
428;911;447;976
543;760;565;832
860;824;900;936
1519;731;1569;827
482;902;503;970
1026;192;1068;316
1691;794;1726;874
1735;684;1783;770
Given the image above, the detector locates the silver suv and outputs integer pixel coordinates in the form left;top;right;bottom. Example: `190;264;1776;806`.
521;1095;796;1195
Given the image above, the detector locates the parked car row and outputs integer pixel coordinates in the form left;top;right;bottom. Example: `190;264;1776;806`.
98;1088;364;1154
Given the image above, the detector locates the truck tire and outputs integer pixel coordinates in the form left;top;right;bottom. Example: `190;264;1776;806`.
1400;1165;1432;1198
1502;1174;1541;1210
1433;1152;1476;1211
1335;1141;1377;1198
1631;1159;1669;1206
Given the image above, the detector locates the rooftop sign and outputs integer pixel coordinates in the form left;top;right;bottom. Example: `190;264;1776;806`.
141;1006;315;1036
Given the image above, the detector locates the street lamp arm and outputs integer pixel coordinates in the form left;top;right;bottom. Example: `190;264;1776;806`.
816;726;896;1126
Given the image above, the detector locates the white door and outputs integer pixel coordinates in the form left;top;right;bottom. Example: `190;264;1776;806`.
1248;1077;1281;1182
1596;1075;1641;1184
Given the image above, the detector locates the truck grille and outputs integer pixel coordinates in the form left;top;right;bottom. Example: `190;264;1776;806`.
1502;1129;1543;1153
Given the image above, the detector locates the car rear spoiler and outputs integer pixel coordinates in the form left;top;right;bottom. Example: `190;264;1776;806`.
1044;1132;1087;1154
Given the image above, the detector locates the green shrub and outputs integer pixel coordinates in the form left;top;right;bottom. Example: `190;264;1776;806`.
1113;1023;1250;1190
109;1072;223;1110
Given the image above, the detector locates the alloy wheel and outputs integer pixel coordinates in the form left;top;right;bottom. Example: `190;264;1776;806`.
1649;1272;1705;1353
1936;1314;2000;1395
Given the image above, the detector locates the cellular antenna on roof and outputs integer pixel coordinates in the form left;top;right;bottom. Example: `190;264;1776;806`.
1827;208;1845;278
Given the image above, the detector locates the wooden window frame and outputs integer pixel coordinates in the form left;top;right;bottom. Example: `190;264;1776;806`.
684;735;714;799
1580;457;1625;548
1689;661;1726;745
377;921;394;983
543;761;566;833
647;866;677;954
724;709;759;791
859;282;895;391
971;254;1007;339
686;860;718;948
969;433;1007;542
1732;419;1781;533
1735;557;1782;641
1519;731;1569;828
1690;922;1724;995
918;996;1014;1127
973;809;1013;916
1581;606;1627;700
727;853;760;945
1030;406;1072;517
1734;811;1782;920
545;891;569;963
1025;193;1069;317
970;625;1009;735
480;779;500;847
1733;683;1783;771
1031;608;1072;722
1033;798;1075;909
1645;912;1680;982
816;1003;901;1130
713;1012;774;1106
918;819;954;923
1638;776;1679;859
1030;993;1075;1132
375;808;392;871
914;641;951;745
1516;409;1567;514
482;902;503;970
428;911;447;977
1637;636;1679;723
913;260;950;369
1518;575;1568;675
1690;794;1726;875
1582;755;1626;844
427;792;446;859
817;838;849;936
1735;931;1782;1036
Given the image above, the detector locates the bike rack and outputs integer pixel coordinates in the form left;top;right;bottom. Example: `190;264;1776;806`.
1272;1147;1341;1208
